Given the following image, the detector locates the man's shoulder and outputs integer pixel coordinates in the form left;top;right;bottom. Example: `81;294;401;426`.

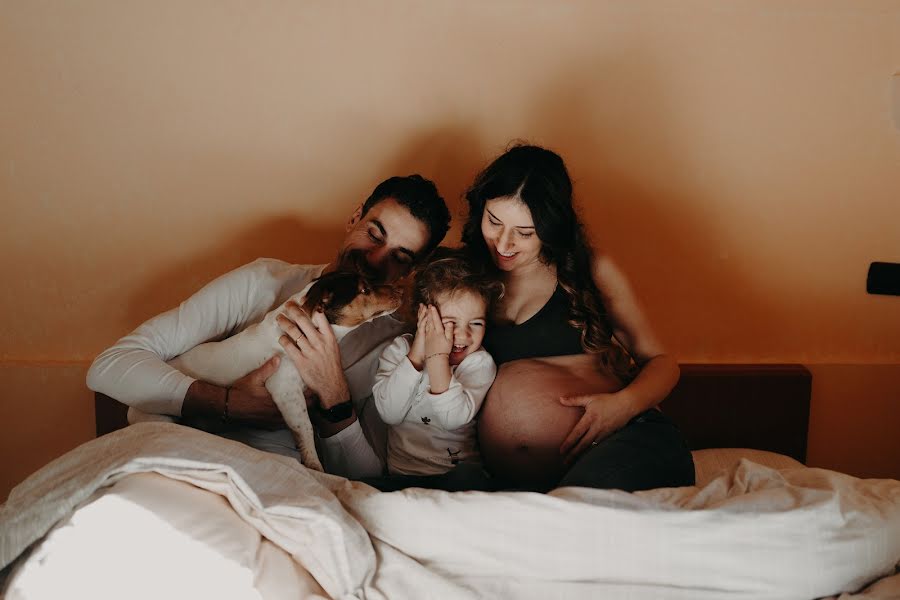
216;259;326;321
241;258;325;281
235;258;326;297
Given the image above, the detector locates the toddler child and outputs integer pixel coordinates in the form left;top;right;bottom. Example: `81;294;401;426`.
372;249;502;475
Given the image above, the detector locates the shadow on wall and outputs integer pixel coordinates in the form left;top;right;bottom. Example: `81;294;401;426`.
121;44;789;358
361;126;487;243
518;52;780;360
124;128;484;327
121;52;786;362
126;216;345;326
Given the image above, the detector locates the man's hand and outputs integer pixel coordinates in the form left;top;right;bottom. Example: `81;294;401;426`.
277;303;351;409
228;356;287;429
183;356;286;430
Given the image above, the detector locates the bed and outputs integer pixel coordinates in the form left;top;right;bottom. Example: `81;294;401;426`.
2;364;899;599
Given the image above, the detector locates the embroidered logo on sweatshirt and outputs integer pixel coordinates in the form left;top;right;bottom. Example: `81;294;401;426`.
421;416;431;425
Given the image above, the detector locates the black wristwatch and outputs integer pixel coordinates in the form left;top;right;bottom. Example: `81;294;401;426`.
315;399;354;423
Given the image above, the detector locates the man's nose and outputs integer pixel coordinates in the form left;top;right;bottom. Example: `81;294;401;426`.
362;248;394;283
366;246;388;265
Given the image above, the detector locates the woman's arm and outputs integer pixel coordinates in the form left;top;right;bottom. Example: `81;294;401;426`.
594;254;680;411
558;255;679;463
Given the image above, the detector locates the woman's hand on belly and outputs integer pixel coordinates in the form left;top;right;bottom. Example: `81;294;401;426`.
477;355;626;490
557;391;635;466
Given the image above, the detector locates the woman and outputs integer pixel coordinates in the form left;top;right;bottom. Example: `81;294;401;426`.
463;144;695;492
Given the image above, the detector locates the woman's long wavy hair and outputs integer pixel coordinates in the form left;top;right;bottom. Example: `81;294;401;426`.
461;144;636;382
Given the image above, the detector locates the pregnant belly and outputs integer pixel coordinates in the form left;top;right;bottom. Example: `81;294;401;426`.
477;354;624;490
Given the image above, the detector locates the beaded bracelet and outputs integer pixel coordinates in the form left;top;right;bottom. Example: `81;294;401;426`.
222;387;230;423
425;352;450;361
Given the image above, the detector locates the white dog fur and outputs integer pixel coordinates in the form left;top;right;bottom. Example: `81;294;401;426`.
168;278;396;471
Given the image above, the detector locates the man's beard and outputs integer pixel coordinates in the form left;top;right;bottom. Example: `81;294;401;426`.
336;248;385;283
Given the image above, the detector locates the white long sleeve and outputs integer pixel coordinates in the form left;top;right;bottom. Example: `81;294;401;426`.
372;335;497;475
373;335;496;429
424;356;496;431
316;421;384;479
87;257;410;477
372;335;422;425
86;259;324;416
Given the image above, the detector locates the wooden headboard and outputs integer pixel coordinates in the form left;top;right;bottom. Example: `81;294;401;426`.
661;364;810;463
95;363;811;463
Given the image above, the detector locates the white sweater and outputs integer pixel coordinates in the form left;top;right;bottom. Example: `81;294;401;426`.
86;258;406;477
373;334;497;476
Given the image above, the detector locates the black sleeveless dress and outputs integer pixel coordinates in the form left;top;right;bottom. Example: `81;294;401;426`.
481;282;696;493
483;285;585;365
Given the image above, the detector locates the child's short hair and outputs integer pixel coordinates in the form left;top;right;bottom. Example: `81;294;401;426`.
412;247;504;313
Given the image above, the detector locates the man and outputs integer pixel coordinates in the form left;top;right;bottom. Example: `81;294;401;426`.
87;175;450;478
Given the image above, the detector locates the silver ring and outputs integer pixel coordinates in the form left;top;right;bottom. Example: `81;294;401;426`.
294;336;303;345
590;441;599;447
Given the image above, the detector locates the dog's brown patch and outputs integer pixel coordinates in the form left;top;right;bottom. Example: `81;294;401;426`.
302;271;402;326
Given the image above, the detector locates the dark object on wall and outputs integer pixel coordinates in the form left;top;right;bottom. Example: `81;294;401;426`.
95;363;813;463
867;262;900;296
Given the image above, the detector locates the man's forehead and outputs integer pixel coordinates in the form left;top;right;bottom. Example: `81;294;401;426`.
365;198;429;254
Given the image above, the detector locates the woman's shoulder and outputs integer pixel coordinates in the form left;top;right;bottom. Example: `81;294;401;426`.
590;253;631;299
590;253;617;282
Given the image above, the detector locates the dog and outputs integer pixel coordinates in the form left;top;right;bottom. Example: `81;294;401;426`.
168;270;402;471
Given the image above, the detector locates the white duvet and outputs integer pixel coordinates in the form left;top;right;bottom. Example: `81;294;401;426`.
1;423;899;600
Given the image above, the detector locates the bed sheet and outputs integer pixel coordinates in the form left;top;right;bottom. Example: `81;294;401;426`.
2;423;899;600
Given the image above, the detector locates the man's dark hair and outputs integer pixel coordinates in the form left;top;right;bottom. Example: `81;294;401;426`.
361;175;450;258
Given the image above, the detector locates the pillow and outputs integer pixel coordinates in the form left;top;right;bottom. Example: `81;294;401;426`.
691;448;804;487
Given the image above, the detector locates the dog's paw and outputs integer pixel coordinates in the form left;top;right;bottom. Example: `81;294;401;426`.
301;450;324;472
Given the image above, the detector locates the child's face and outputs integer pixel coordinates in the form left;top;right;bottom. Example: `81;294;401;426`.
433;290;488;366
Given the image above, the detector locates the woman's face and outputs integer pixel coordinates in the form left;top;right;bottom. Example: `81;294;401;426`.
480;196;543;272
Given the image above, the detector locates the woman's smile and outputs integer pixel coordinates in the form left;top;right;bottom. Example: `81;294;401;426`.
481;196;542;272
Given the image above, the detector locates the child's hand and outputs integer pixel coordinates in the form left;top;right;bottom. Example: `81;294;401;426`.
423;305;453;358
407;304;428;369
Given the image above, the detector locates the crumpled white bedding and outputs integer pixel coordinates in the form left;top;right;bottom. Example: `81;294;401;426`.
1;423;899;600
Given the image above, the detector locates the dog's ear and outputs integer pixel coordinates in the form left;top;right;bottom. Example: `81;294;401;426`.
303;272;358;319
315;290;334;310
302;279;329;314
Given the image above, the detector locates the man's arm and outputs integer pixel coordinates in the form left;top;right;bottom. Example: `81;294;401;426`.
275;310;387;476
276;306;357;436
86;259;318;424
181;358;284;428
275;303;393;477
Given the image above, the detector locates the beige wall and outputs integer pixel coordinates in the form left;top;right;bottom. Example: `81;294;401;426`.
2;1;898;498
